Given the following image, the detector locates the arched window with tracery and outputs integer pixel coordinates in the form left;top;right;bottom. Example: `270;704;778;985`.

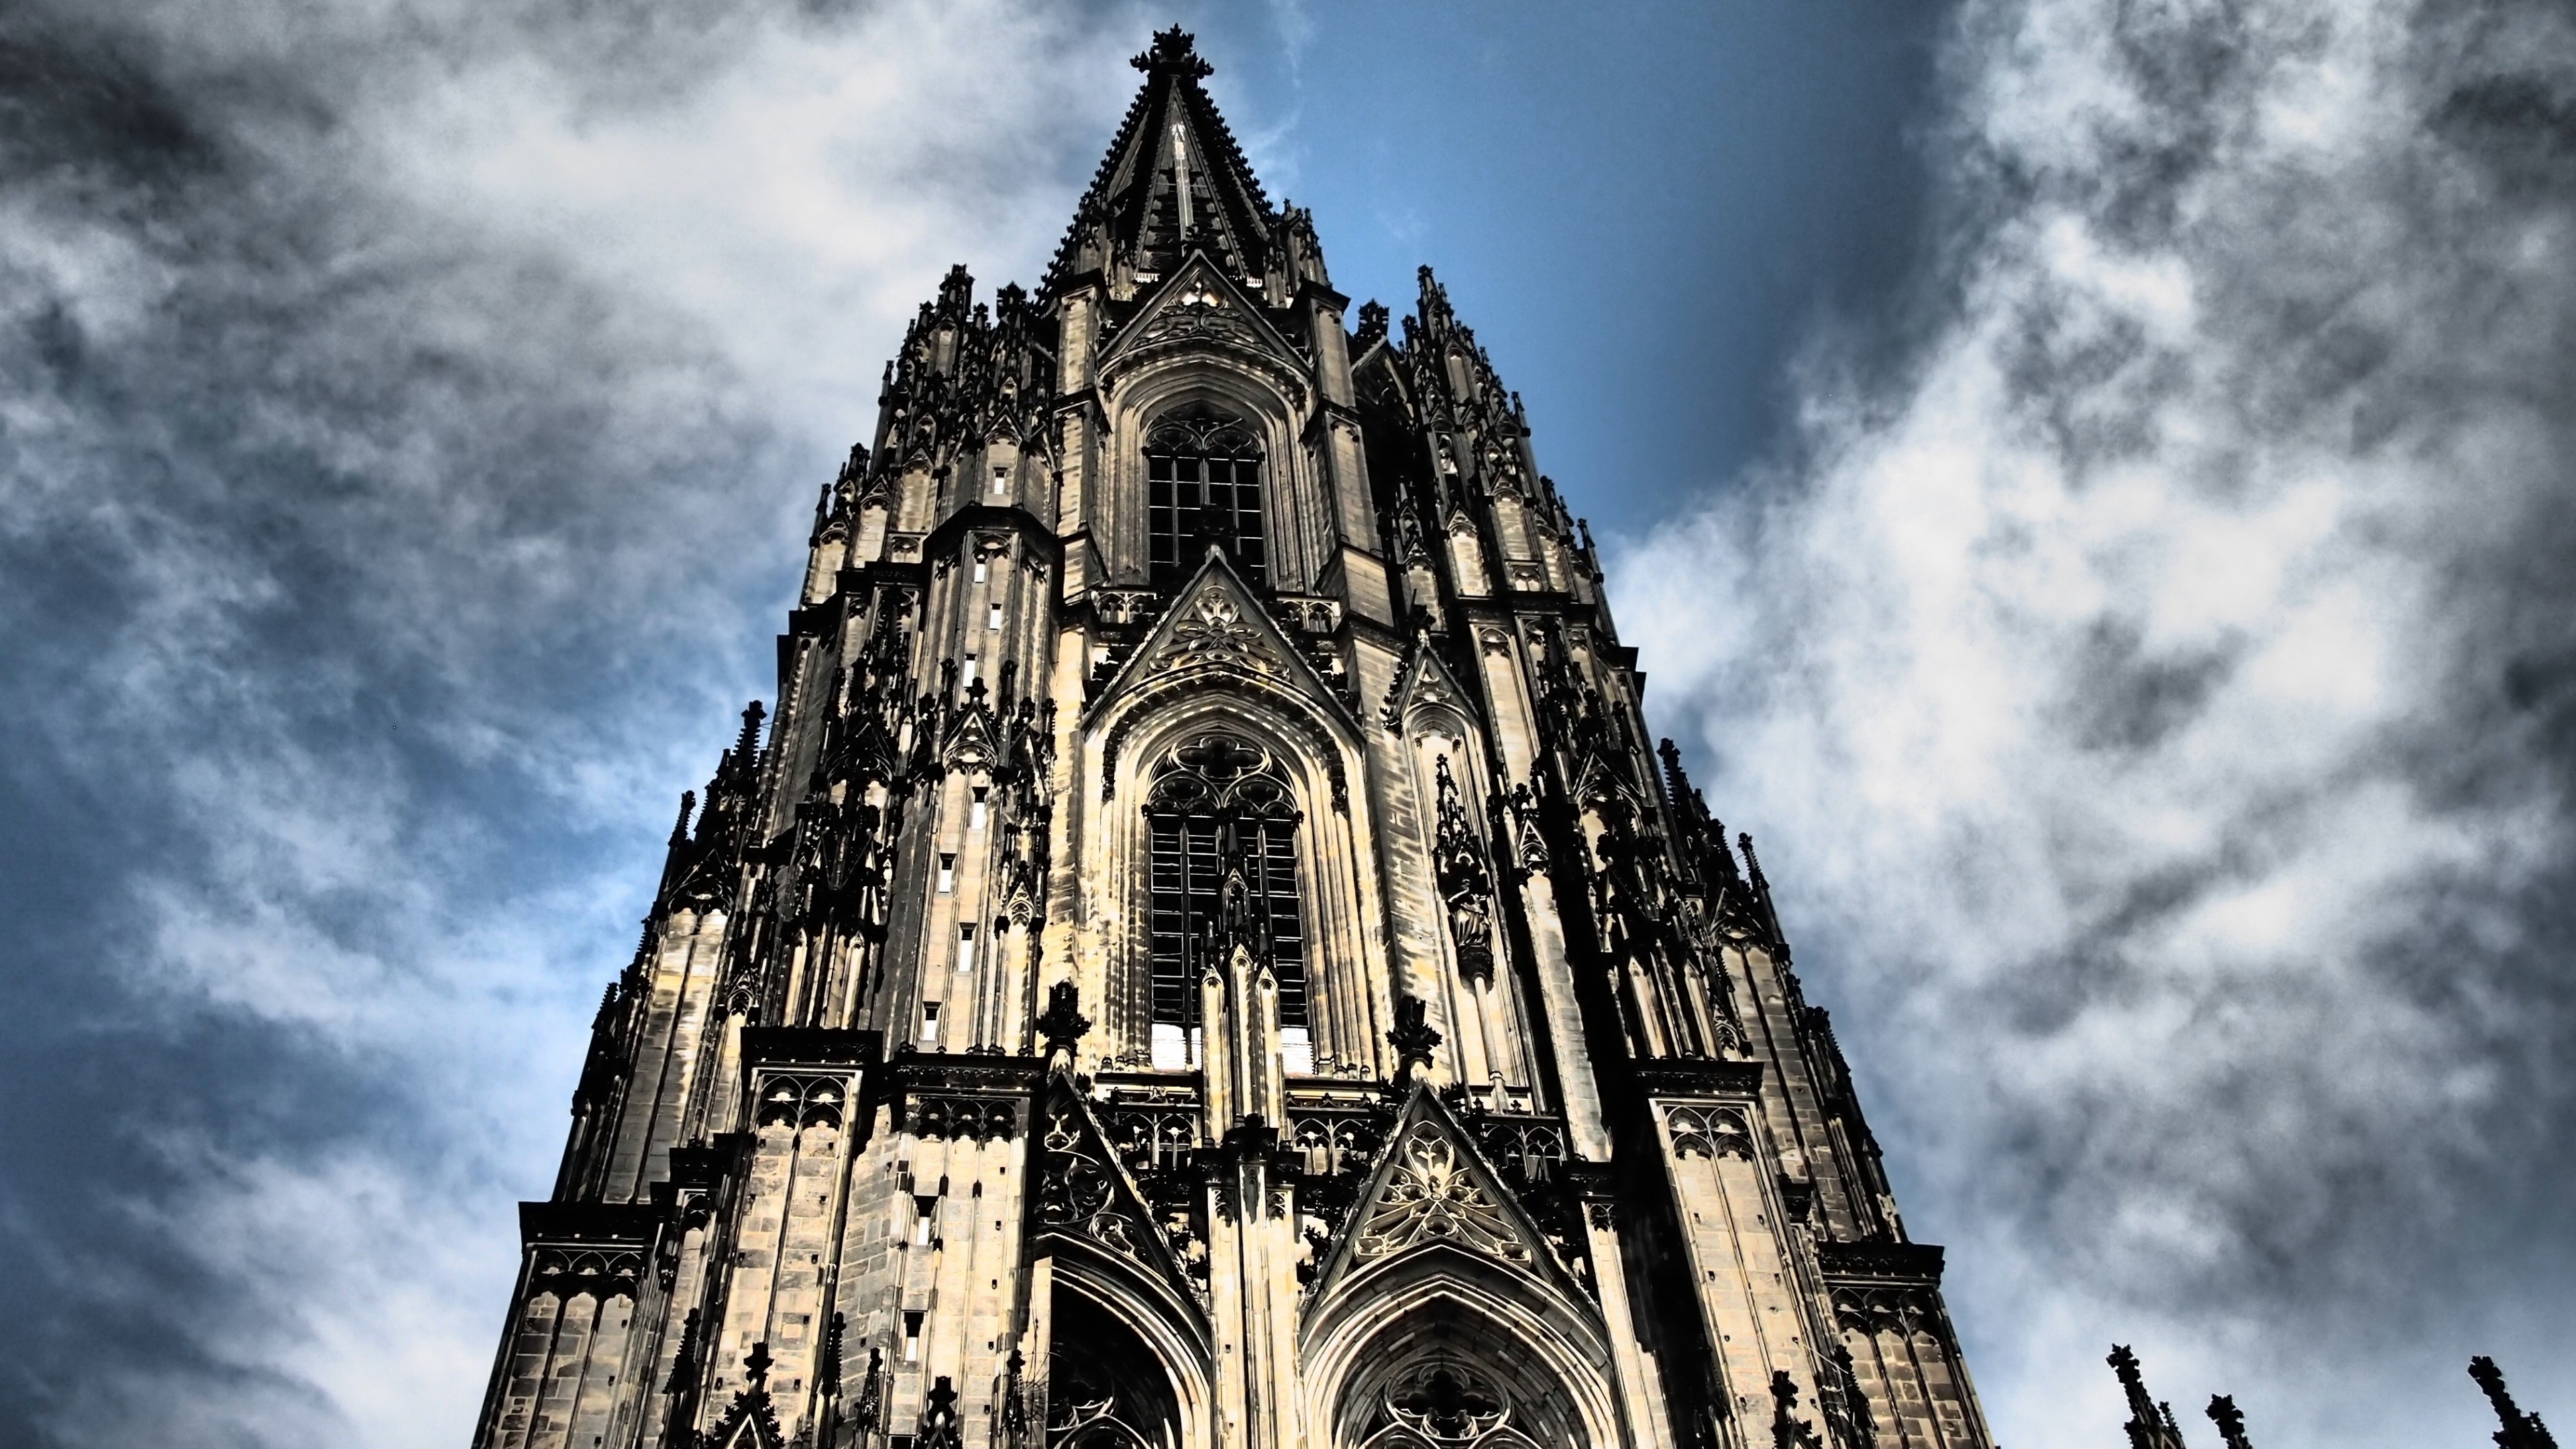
1142;733;1309;1070
1146;407;1268;585
1354;1362;1550;1449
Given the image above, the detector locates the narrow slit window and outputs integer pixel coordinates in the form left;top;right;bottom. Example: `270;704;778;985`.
902;1311;925;1360
957;924;977;974
987;601;1003;631
991;466;1009;496
970;788;989;830
920;1001;941;1043
937;855;956;894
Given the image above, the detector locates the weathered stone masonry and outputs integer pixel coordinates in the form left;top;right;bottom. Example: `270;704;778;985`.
470;30;1994;1449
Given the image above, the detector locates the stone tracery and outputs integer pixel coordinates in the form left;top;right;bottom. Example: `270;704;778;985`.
1356;1362;1545;1449
470;27;1996;1449
1352;1120;1530;1265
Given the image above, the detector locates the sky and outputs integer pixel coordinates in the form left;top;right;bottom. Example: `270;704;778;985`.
0;1;2569;1446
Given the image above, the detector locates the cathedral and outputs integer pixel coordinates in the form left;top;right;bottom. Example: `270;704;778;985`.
471;30;1994;1449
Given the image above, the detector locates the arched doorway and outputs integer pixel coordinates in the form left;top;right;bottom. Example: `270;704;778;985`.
1328;1310;1590;1449
1048;1285;1183;1449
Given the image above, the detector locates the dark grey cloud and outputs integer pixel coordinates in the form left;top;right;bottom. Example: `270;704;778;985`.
1619;0;2576;1441
11;0;2567;1442
0;2;1138;1443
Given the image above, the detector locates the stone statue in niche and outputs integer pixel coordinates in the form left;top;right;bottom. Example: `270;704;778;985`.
1431;755;1498;981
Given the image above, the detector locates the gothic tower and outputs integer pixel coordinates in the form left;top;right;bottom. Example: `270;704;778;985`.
472;30;1991;1449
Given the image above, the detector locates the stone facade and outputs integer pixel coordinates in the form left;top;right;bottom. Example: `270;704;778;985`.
470;30;1994;1449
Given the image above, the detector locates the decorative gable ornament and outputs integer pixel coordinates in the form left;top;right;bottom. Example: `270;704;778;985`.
1028;1073;1206;1318
1097;253;1308;403
1383;633;1480;735
1304;1087;1585;1307
1161;588;1278;677
704;1340;786;1449
1134;278;1259;350
941;700;998;771
1353;1118;1530;1265
1091;551;1293;700
1089;550;1361;808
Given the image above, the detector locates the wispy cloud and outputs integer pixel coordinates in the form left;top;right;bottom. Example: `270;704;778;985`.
0;2;1140;1444
7;1;2566;1443
1618;0;2576;1440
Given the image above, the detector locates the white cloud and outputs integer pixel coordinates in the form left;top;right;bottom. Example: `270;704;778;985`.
0;1;1147;1444
1617;0;2576;1440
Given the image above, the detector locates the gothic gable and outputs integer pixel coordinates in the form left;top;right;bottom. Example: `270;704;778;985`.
1301;1087;1580;1309
708;1408;782;1449
1030;1073;1205;1322
1383;634;1483;736
1087;552;1362;806
1097;251;1305;383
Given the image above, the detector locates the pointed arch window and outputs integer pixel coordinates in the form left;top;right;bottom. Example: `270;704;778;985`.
1355;1362;1552;1449
1143;734;1308;1069
1146;409;1267;585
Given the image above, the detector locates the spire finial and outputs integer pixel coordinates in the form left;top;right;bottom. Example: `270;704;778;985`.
663;1307;702;1393
1656;737;1694;808
1356;299;1389;349
1387;991;1442;1087
816;1313;845;1397
1132;26;1212;78
937;263;973;314
2107;1346;2190;1449
2471;1358;2558;1449
1036;980;1092;1067
918;1375;964;1449
2206;1395;2254;1449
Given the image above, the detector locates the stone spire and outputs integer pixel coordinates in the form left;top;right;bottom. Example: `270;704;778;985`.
2472;1357;2559;1449
1046;27;1277;288
2108;1346;2191;1449
2204;1395;2254;1449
